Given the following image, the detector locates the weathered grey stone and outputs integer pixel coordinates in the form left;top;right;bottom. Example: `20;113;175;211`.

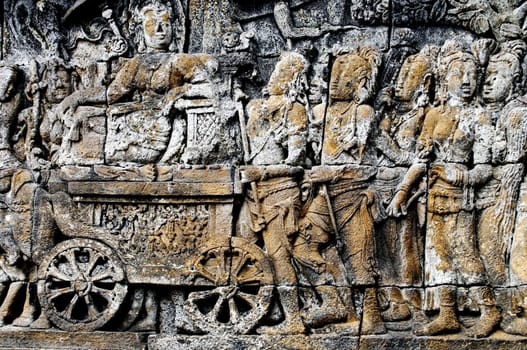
1;0;527;348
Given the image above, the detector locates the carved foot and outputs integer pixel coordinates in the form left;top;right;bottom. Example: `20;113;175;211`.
501;313;527;336
129;318;157;332
257;315;306;335
311;319;360;335
302;305;347;328
382;302;411;322
362;288;386;335
413;310;461;336
465;305;500;338
30;314;51;329
362;316;387;335
12;315;34;327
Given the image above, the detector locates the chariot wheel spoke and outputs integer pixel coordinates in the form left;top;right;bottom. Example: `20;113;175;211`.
86;253;104;277
89;272;116;282
91;286;116;302
188;290;216;302
235;267;265;285
211;293;227;320
228;297;240;323
47;287;75;301
63;249;82;279
237;291;259;308
47;265;75;282
194;265;218;284
84;295;99;319
231;253;250;278
61;294;79;320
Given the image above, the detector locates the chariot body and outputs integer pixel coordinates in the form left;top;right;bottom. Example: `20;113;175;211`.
20;58;275;334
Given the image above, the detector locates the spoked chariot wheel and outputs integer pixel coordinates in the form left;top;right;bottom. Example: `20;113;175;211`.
184;236;274;334
37;239;128;331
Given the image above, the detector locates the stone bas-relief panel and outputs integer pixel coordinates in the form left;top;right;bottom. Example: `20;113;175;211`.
2;0;527;348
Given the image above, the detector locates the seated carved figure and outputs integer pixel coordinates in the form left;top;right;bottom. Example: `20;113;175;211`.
105;2;217;165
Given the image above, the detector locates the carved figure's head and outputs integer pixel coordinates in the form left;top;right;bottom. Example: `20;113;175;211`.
131;1;178;53
438;41;479;103
141;2;173;52
329;47;382;103
267;52;308;96
43;61;73;104
0;65;18;102
222;24;243;50
483;47;524;104
394;45;438;106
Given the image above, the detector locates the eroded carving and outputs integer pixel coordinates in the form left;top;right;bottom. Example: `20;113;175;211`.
3;0;527;347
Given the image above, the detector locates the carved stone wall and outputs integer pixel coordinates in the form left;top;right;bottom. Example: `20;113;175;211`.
2;0;527;349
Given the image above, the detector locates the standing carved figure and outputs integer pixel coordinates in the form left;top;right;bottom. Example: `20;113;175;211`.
0;65;23;170
389;41;500;337
496;95;527;336
477;42;526;287
17;60;100;169
0;65;27;327
374;45;439;323
293;181;351;330
240;51;308;334
315;47;387;335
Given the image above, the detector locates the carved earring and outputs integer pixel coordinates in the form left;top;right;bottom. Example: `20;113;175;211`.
169;40;177;52
138;39;146;53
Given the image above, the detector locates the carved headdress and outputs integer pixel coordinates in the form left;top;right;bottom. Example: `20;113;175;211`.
267;51;309;96
330;47;382;103
436;40;479;105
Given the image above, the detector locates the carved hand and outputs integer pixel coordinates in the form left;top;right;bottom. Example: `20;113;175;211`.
308;167;338;183
378;87;394;108
137;164;156;181
240;167;262;183
443;163;468;186
387;190;408;217
56;93;80;118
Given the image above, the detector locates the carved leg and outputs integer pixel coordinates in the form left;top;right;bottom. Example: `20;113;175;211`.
465;287;500;338
130;289;158;332
307;286;360;335
258;286;305;335
405;288;427;324
12;283;35;327
381;287;411;322
361;288;387;335
0;228;22;266
0;281;24;326
301;285;348;328
414;286;461;336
